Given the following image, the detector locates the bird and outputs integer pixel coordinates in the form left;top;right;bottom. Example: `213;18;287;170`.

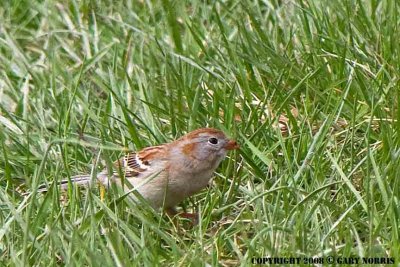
32;128;239;219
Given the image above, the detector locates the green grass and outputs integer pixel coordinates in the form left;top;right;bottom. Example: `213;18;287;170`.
0;0;399;265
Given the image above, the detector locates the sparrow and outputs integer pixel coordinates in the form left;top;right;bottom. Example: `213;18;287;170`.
33;128;239;218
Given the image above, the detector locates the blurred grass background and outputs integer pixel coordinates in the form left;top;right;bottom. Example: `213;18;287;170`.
0;0;399;265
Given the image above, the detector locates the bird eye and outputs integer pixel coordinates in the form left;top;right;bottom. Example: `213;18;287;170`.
208;137;219;144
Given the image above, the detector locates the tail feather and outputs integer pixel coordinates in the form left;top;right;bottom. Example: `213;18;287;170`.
33;175;93;194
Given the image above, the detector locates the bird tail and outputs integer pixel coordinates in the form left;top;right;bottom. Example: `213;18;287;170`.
38;174;93;193
18;175;95;196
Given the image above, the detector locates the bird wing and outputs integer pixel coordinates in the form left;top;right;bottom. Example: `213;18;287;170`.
109;146;170;207
111;145;169;180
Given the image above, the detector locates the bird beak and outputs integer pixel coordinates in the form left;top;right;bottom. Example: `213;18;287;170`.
225;140;240;150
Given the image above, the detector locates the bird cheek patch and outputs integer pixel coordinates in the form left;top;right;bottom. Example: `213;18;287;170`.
182;143;196;156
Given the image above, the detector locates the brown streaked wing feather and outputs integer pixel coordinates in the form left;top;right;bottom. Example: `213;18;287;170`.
138;145;167;162
112;145;168;179
113;152;148;178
